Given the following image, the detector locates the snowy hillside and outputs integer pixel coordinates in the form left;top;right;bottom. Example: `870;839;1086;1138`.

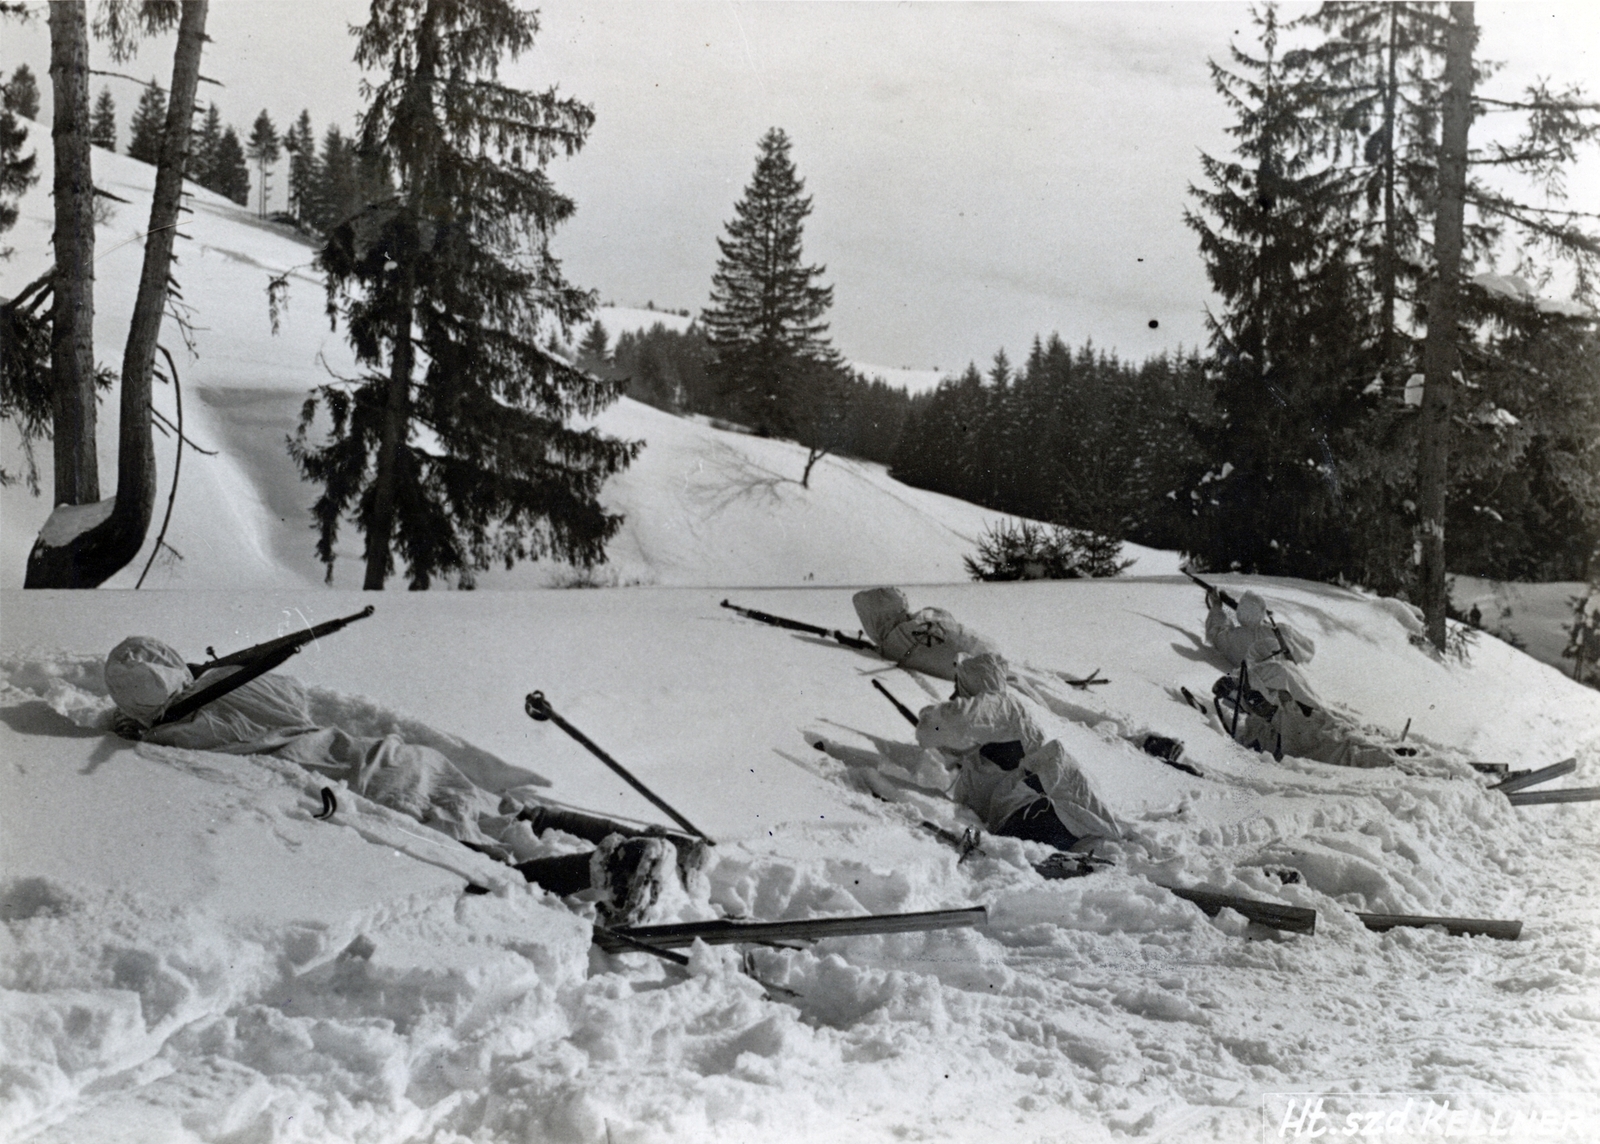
4;581;1599;1142
0;141;1144;589
5;121;1600;1144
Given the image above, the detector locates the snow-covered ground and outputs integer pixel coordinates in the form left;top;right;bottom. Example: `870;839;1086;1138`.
1451;576;1592;679
5;582;1600;1143
4;124;1600;1144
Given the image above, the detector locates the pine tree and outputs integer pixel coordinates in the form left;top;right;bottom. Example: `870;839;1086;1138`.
90;85;117;150
291;0;639;590
284;108;317;223
212;125;249;205
702;127;836;437
246;108;279;217
126;78;166;164
4;63;40;120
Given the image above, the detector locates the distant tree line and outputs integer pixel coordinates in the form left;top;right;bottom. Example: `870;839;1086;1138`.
89;81;388;228
576;318;913;470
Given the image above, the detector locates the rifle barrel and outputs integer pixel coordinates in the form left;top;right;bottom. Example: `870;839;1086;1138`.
721;599;877;651
189;605;375;675
1181;567;1238;610
873;679;920;726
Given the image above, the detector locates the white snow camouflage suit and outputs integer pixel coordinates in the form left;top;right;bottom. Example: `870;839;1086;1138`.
916;653;1123;842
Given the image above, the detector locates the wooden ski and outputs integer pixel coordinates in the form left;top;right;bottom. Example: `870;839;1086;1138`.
593;906;987;953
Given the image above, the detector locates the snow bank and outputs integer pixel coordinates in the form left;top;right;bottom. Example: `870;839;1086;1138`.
4;580;1598;1141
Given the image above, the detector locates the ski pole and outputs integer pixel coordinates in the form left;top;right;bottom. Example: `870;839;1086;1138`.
525;691;713;842
872;679;920;726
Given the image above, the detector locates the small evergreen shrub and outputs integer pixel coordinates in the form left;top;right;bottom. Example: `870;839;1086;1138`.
964;519;1133;582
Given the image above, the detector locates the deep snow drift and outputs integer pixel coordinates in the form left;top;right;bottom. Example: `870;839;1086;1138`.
4;581;1599;1143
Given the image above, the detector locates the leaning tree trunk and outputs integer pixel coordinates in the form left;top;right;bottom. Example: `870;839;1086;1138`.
47;0;98;506
25;0;209;588
1416;1;1476;650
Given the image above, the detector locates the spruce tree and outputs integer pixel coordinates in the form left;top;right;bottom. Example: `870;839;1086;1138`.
1183;3;1373;582
212;125;249;205
0;77;34;249
311;124;352;230
1;58;47;489
576;320;609;367
4;63;40;120
188;102;220;186
291;0;638;589
246;109;279;217
90;85;117;150
284;108;316;223
126;78;166;164
1300;3;1447;385
703;127;835;437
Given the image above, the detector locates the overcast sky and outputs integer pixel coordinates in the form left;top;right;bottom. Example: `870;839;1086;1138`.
4;1;1597;373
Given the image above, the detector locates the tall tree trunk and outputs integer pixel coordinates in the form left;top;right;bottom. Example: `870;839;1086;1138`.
362;276;414;590
47;0;98;506
1416;1;1476;650
1378;5;1400;376
25;0;209;588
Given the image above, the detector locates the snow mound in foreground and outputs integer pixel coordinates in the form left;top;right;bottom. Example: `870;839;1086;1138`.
3;581;1599;1141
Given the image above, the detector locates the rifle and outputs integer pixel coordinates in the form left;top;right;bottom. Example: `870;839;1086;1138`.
1182;566;1296;663
721;599;876;651
593;905;987;953
155;606;376;727
1181;566;1237;609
